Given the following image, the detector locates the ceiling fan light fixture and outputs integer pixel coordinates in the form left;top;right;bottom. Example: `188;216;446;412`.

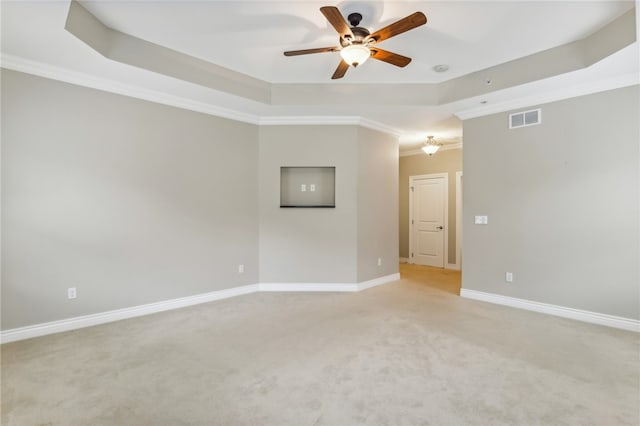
340;44;370;67
283;7;427;79
422;136;442;156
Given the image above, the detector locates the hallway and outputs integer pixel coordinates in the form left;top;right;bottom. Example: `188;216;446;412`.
399;263;461;295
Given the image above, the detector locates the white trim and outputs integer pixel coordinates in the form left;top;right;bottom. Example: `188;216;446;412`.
445;263;460;271
0;284;260;344
259;115;361;126
358;118;403;138
259;283;358;292
408;173;449;268
259;273;400;293
258;116;401;138
455;72;640;120
455;171;463;270
3;54;638;136
1;274;400;343
400;143;463;157
0;54;261;125
460;289;640;332
1;54;401;139
357;273;401;291
399;257;409;264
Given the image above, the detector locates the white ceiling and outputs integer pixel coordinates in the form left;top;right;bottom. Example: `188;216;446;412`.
79;0;634;83
1;1;638;151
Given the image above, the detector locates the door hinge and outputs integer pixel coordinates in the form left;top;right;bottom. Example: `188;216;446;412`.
411;219;414;225
411;253;414;257
410;186;414;192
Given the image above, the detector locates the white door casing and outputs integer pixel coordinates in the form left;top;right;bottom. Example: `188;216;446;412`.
456;171;463;269
409;173;448;268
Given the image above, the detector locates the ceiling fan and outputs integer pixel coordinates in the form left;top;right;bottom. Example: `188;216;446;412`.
284;6;427;80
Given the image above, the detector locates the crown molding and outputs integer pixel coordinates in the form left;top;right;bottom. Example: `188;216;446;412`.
0;53;262;125
455;72;640;120
358;118;403;138
258;116;401;138
5;52;635;141
400;142;463;157
1;53;403;138
259;116;361;126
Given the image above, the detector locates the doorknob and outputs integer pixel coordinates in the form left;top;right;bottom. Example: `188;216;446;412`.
437;226;443;230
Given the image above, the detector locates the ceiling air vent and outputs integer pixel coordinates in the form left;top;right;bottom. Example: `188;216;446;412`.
509;108;541;129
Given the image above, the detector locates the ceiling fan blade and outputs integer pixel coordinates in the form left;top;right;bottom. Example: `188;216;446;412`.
320;6;354;40
284;47;338;56
370;48;412;67
368;12;427;43
331;60;349;80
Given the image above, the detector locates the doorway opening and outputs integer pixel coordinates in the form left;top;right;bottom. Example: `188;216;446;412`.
409;173;448;268
405;170;463;294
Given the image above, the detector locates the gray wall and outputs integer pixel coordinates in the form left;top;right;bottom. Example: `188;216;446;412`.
1;70;401;331
258;125;399;284
399;149;462;263
462;85;639;320
1;70;259;329
258;125;359;283
357;127;399;282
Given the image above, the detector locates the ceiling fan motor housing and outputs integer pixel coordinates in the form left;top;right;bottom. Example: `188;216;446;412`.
340;26;371;46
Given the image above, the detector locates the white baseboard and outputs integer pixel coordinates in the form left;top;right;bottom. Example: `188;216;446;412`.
357;273;401;291
399;257;409;264
259;273;400;293
1;273;400;344
259;283;358;292
460;289;639;332
0;284;260;344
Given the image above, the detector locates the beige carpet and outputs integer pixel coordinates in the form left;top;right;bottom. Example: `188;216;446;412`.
2;265;639;425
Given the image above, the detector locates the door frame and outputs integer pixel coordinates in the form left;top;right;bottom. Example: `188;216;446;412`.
455;171;463;269
408;173;449;266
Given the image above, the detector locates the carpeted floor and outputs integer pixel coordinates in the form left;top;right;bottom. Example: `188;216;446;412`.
2;264;638;425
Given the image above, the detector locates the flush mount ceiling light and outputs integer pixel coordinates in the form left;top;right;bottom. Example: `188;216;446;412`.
422;136;442;156
340;44;371;67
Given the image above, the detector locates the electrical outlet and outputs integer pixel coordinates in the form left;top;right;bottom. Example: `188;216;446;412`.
310;184;316;192
238;264;244;274
377;257;382;266
67;287;77;299
505;272;513;283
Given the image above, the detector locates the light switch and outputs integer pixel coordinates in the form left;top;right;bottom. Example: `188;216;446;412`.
301;184;306;192
310;184;316;192
474;215;488;225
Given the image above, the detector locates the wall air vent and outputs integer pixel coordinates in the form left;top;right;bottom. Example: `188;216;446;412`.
509;108;541;129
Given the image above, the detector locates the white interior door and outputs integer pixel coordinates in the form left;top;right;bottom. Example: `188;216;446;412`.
411;175;446;267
